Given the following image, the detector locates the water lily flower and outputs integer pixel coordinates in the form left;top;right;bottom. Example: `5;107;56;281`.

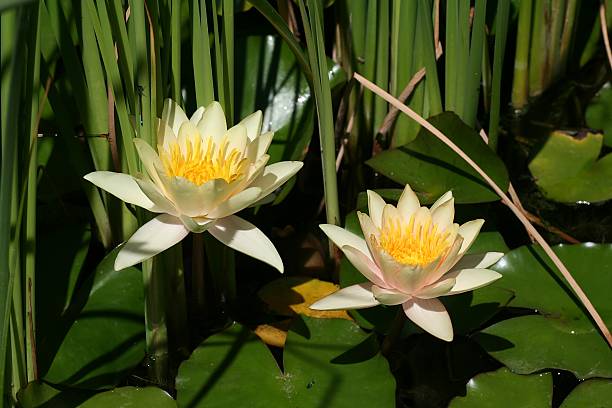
311;185;503;341
85;99;303;272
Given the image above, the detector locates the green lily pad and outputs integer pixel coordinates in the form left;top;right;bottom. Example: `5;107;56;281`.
235;34;344;164
476;244;612;379
366;112;509;204
528;130;612;203
585;84;612;147
449;368;552;408
176;317;395;407
41;247;145;389
560;379;612;407
79;387;176;407
17;381;93;407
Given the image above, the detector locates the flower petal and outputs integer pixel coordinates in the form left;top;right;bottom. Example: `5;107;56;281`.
197;101;227;144
310;283;379;310
356;212;381;262
457;219;485;255
371;286;410;305
342;245;387;287
133;138;167;189
431;197;455;232
451;252;504;270
115;214;189;270
84;171;156;211
133;176;177;215
190;106;205;125
208;215;283;273
179;215;215;233
224;124;248;155
207;186;262;219
366;190;386;228
402;297;453;341
249;161;303;199
156;119;177;149
415;277;456;299
238;110;263;141
320;224;370;260
165;177;223;217
397;184;420;221
246;131;273;162
162;99;189;136
429;191;453;212
443;268;502;295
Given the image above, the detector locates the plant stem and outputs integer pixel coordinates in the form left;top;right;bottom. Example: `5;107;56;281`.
489;0;510;151
511;0;532;110
142;258;170;387
528;0;547;98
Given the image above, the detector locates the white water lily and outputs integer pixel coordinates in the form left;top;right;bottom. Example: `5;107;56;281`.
310;185;503;341
85;99;303;272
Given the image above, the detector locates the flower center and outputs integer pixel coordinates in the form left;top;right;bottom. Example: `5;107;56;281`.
160;136;247;185
379;215;451;266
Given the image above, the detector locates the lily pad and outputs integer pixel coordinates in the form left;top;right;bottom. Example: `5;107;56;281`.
176;317;395;407
366;112;509;204
585;84;612;147
449;368;552;408
560;378;612;407
41;247;145;389
476;244;612;379
528;130;612;203
79;387;176;407
17;381;93;407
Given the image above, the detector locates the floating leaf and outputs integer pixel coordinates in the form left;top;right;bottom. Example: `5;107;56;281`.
528;130;612;203
560;379;612;408
585;84;612;147
258;276;351;320
41;247;145;389
477;244;612;379
17;381;93;408
449;368;552;408
253;320;292;348
79;387;176;407
367;112;509;204
176;318;395;407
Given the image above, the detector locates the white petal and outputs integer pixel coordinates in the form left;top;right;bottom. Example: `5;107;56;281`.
166;177;229;217
246;131;273;162
133;138;167;189
133;176;177;215
458;219;485;255
115;214;189;270
443;268;502;295
402;297;453;342
84;171;156;211
190;106;205;125
431;197;455;232
429;191;453;212
371;286;410;305
207;187;262;219
421;236;464;287
177;121;200;147
397;184;420;220
179;215;215;233
415;277;456;299
162;99;189;136
366;190;386;229
356;212;381;263
156;119;177;149
381;203;402;230
248;161;303;199
310;283;379;310
224;124;248;154
238;110;263;141
342;245;386;287
319;224;370;260
197;101;227;144
412;206;432;227
451;252;504;270
208;215;283;273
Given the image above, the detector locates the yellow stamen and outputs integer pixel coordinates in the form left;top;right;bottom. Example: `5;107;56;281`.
159;135;247;185
379;214;451;266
